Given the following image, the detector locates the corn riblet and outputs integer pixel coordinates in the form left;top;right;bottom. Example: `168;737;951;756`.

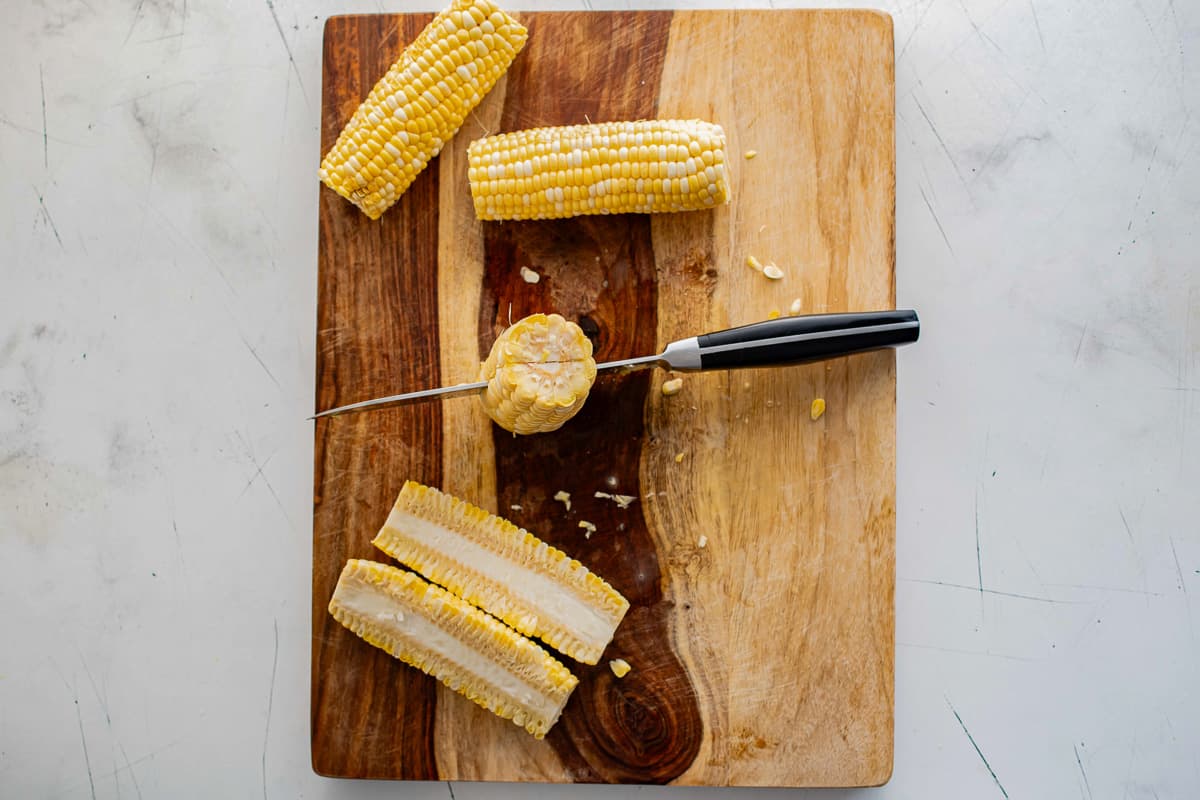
478;313;597;435
467;119;730;220
328;559;577;738
373;481;630;665
319;0;528;219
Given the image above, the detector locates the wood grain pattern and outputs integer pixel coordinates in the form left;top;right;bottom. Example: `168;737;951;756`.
313;9;895;786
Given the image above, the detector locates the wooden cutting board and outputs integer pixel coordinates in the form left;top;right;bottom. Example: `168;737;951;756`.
312;9;896;786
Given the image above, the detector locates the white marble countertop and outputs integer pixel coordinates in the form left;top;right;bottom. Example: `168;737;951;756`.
2;0;1197;797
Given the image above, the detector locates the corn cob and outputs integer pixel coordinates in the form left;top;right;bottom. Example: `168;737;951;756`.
467;119;730;220
328;559;577;738
478;313;597;435
373;481;630;665
319;0;528;219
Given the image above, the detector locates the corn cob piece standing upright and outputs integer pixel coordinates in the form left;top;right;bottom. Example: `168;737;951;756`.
328;559;578;738
319;0;528;219
478;313;597;435
467;119;730;220
373;481;630;665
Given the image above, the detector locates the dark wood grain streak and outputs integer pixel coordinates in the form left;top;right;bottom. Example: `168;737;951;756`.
312;14;443;780
481;10;703;783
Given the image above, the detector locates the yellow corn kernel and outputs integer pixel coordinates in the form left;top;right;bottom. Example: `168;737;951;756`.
661;377;684;396
319;0;528;219
743;149;757;159
767;310;781;320
328;559;577;738
468;119;730;220
373;481;630;665
811;397;826;420
478;313;597;435
609;658;632;678
745;255;763;272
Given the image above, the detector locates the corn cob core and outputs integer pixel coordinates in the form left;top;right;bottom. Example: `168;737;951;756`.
329;559;578;738
319;0;528;219
374;481;631;665
478;313;597;435
467;119;730;220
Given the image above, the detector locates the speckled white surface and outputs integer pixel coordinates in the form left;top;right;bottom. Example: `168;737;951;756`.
2;0;1197;797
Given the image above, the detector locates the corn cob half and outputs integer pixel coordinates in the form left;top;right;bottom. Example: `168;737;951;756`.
329;559;578;738
319;0;528;219
479;313;597;435
467;119;730;220
373;481;630;665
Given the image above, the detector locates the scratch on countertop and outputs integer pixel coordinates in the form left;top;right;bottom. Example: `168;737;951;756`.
74;692;97;800
947;698;1008;798
1171;537;1187;594
446;781;456;800
902;578;1082;605
40;64;48;169
919;185;955;257
123;0;147;45
898;642;1039;662
265;0;309;107
237;329;281;389
974;485;983;599
914;94;967;187
35;190;64;250
262;618;278;800
1075;743;1093;800
898;0;935;63
1029;0;1045;55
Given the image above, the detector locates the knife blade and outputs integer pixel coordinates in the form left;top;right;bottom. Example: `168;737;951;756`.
311;309;919;419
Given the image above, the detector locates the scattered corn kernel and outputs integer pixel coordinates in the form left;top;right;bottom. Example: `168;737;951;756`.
553;490;571;512
661;377;684;396
763;263;784;280
745;255;763;272
811;398;826;420
520;266;540;284
609;658;632;678
697;534;708;548
510;504;522;511
767;310;781;320
674;451;685;463
743;150;758;159
595;491;636;509
789;298;803;315
578;520;597;538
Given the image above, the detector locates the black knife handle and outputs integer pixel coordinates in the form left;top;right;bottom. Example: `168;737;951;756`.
696;310;920;370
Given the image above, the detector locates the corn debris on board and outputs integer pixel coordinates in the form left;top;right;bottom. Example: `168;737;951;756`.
467;119;730;220
373;481;630;665
318;0;528;219
328;559;577;738
478;313;597;435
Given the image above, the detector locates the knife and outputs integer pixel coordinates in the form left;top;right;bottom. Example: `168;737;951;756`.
311;309;920;419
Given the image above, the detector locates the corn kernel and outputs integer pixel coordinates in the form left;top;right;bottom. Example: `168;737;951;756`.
811;398;826;420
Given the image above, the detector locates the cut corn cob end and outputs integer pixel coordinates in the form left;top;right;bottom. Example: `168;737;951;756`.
468;119;729;220
328;559;577;738
374;481;630;664
318;0;528;219
478;313;597;435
